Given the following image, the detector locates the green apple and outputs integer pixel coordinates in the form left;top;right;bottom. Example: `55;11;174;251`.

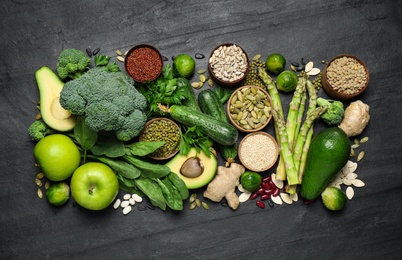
33;134;81;181
70;162;119;211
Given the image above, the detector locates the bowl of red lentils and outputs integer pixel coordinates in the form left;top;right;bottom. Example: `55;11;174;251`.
139;118;181;160
322;54;369;100
208;43;249;87
238;132;279;172
124;44;163;83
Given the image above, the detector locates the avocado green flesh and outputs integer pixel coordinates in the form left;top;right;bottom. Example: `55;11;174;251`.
300;127;350;201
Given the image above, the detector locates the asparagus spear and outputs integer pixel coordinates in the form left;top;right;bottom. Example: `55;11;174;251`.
285;76;306;150
258;67;287;180
271;109;299;186
294;90;307;146
298;127;314;182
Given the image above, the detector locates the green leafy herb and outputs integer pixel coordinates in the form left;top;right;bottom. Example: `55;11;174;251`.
179;125;213;157
214;86;233;104
74;116;98;162
94;55;110;67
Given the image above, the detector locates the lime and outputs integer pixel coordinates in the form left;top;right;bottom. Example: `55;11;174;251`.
276;70;298;92
321;187;347;211
46;182;70;206
173;54;195;78
265;53;286;75
240;171;262;192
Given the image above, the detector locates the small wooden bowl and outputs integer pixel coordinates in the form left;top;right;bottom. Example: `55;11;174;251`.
208;43;249;87
139;118;181;160
227;85;273;133
238;132;279;172
322;54;369;100
124;44;163;83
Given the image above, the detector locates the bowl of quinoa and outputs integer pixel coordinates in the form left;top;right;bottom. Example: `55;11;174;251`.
322;54;369;100
238;132;279;172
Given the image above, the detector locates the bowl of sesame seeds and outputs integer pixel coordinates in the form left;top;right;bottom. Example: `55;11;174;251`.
322;54;369;100
208;43;249;87
238;132;279;172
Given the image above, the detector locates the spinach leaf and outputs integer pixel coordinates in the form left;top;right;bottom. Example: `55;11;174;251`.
125;141;165;157
167;172;189;200
90;137;126;158
89;156;141;179
123;155;170;179
156;177;183;211
74;116;98;161
135;177;166;210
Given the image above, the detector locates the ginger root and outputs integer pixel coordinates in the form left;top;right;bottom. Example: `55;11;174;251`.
203;163;245;210
338;100;370;137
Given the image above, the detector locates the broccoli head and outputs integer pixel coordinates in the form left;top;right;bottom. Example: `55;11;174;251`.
57;48;91;80
316;97;345;125
59;67;147;141
28;121;56;141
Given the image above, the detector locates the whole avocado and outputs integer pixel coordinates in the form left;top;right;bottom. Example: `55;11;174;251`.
300;127;350;201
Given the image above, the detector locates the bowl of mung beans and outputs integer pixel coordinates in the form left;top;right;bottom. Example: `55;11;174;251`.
139;118;181;160
322;54;369;100
238;132;279;172
227;85;273;133
208;43;249;87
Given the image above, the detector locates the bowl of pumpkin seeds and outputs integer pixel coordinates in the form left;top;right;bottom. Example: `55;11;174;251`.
227;85;273;133
208;43;249;87
139;118;181;160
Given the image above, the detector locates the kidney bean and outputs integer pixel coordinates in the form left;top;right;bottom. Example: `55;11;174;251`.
273;188;280;197
250;193;259;200
262;176;271;183
262;182;270;190
261;194;271;200
256;201;265;209
264;189;275;195
268;180;276;189
255;188;264;195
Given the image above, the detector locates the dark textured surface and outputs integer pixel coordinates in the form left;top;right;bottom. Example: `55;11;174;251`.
1;0;402;259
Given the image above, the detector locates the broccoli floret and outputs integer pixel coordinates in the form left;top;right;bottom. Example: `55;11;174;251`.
60;67;147;142
28;121;56;141
317;97;345;125
57;48;91;80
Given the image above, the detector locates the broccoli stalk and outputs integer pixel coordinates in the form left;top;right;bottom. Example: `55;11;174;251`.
316;97;345;125
27;121;56;141
57;48;91;80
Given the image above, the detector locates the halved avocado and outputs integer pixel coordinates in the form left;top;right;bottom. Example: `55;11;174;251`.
35;66;76;131
166;148;217;189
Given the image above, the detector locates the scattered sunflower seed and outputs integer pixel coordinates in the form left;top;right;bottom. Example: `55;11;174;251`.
195;53;205;59
162;56;169;61
351;144;360;149
92;48;100;55
291;65;297;72
86;48;92;57
354;138;360;144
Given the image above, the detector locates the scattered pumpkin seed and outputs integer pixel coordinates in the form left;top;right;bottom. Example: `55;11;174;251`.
195;198;201;207
191;82;200;88
291;65;297;72
351;144;360;149
252;54;261;61
350;148;355;157
354;138;360;144
207;78;214;87
116;50;122;56
305;61;314;72
280;193;293;204
35;113;42;120
199;74;207;83
352;179;365;187
124;50;128;56
360;137;369;143
306;68;320;76
45;181;50;190
189;193;197;203
37;188;43;199
35;178;42;187
357;151;365;162
189;201;197;210
198;69;206;74
239;192;251;203
202;202;209;210
117;56;125;62
36;172;45;179
271;195;283;205
346;186;354;200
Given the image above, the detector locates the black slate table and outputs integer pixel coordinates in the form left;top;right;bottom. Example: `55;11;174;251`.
1;0;401;259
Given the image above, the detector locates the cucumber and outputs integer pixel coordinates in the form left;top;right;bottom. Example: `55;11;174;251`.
300;127;351;200
168;105;238;146
176;78;200;111
198;89;238;165
198;89;228;122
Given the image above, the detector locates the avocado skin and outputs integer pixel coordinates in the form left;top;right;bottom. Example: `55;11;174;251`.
300;127;351;201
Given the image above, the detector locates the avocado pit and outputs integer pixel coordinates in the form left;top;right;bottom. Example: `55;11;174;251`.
180;157;204;178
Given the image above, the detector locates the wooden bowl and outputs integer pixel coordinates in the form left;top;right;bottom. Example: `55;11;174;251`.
238;132;279;172
124;44;163;83
227;85;273;133
139;118;181;160
208;43;249;87
322;54;369;100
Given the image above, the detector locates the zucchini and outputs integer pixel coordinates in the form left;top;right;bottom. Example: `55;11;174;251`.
165;105;238;146
176;78;200;111
198;89;238;166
